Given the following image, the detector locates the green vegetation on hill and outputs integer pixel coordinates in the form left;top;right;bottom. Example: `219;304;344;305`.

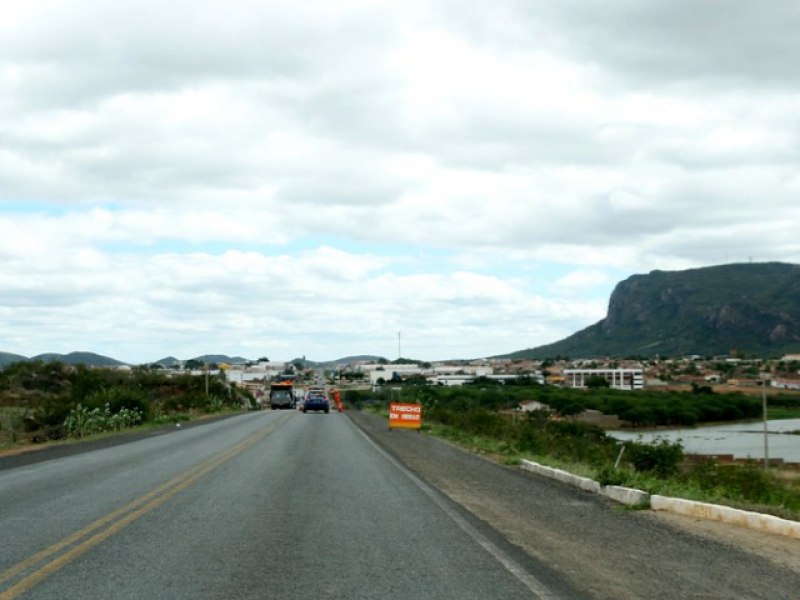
0;352;28;369
504;262;800;359
32;352;127;367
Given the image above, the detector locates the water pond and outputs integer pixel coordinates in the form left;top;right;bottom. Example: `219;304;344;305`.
608;418;800;462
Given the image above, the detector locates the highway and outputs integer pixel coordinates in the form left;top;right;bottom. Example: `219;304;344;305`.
2;410;799;599
0;411;578;599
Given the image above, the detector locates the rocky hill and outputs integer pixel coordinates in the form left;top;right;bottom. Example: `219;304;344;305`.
505;262;800;359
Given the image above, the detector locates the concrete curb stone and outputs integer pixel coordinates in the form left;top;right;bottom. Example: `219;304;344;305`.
650;495;800;540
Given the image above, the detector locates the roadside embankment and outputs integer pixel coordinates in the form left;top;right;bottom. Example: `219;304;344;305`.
521;458;800;540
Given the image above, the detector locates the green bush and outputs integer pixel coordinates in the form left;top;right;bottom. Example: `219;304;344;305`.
63;403;143;438
596;466;628;487
1;361;251;440
85;388;152;421
624;437;684;478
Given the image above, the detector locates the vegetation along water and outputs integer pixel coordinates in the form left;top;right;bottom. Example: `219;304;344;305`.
345;381;800;522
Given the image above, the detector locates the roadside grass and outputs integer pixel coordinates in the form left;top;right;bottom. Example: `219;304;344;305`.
56;409;231;443
0;407;27;449
356;393;800;520
365;405;389;419
0;407;244;456
768;407;800;420
0;361;257;452
420;416;800;522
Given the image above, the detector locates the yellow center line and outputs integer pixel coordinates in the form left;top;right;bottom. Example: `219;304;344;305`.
0;414;291;600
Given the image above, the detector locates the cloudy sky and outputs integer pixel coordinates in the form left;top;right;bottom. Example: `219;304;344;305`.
2;0;800;364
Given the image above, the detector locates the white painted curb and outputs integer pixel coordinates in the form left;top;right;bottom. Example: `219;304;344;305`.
520;459;600;493
651;495;800;540
520;459;800;539
602;485;650;506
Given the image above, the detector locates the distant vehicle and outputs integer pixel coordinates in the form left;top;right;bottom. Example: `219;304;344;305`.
302;387;330;413
269;380;296;410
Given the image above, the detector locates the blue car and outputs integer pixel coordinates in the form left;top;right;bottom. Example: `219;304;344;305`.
302;391;330;413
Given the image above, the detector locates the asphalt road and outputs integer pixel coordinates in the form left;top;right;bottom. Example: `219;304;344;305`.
0;411;582;599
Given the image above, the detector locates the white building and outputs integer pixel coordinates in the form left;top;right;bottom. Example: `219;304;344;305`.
225;362;287;384
366;364;424;385
426;374;475;386
563;368;644;391
432;365;494;377
772;378;800;391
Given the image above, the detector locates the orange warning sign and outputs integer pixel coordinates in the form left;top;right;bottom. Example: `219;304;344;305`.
389;402;422;430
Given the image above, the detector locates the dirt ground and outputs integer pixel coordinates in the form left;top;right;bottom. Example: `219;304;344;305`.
650;511;800;574
574;408;624;428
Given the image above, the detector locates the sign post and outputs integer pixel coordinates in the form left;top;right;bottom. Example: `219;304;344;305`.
389;402;422;431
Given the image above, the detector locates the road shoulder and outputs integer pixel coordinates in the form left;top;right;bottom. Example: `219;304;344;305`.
348;410;800;599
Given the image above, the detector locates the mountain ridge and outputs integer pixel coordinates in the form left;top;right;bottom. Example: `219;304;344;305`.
0;352;392;369
502;262;800;359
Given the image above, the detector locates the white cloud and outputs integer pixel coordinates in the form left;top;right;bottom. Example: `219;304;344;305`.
1;1;799;361
553;270;611;293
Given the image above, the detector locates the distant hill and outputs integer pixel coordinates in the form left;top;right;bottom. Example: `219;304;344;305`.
190;354;250;366
503;262;800;359
0;352;28;368
1;352;390;370
31;351;127;367
151;356;182;368
313;355;386;368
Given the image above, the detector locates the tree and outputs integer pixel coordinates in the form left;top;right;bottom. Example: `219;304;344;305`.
392;357;417;365
691;383;714;395
585;375;610;389
556;400;585;418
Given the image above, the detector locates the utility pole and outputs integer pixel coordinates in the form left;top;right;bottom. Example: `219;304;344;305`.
762;370;769;470
398;331;401;360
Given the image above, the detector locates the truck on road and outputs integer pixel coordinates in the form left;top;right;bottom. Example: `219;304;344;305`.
269;379;296;410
